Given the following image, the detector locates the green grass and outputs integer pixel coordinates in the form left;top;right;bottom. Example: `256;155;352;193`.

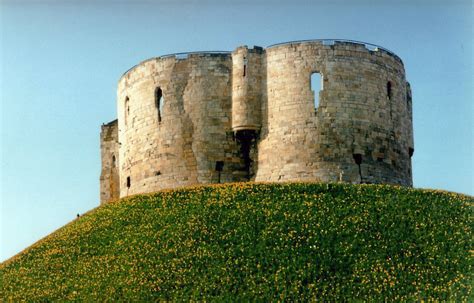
1;183;472;301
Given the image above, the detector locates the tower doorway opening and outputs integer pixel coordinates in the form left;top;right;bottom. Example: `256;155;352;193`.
235;130;257;180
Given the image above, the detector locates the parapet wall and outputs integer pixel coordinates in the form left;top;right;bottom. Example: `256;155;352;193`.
100;40;414;203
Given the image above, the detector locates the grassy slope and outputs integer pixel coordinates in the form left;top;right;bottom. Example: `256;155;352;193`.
1;183;472;301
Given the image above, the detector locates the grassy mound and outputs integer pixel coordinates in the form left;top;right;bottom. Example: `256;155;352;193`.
1;183;472;301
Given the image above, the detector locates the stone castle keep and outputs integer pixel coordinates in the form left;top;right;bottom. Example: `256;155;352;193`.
100;39;414;204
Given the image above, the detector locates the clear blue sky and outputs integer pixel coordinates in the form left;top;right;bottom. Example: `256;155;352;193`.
1;0;472;262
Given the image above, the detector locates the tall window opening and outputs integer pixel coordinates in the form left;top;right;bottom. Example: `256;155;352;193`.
311;72;322;110
124;96;130;125
155;87;163;123
243;57;247;77
387;81;392;100
112;155;116;166
126;176;131;188
353;153;363;183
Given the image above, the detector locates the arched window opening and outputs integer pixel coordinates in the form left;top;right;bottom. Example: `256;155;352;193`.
124;97;130;125
387;81;392;100
155;87;163;123
311;72;322;110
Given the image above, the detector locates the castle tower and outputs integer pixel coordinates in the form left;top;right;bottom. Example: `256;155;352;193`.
100;39;414;203
256;40;413;185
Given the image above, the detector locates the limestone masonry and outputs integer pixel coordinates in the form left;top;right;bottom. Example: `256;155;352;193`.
100;39;414;204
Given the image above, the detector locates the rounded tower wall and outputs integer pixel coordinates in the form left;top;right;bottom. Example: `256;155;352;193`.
117;53;244;197
257;41;413;185
231;46;264;131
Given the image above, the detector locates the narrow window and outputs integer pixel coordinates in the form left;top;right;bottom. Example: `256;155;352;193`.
311;72;322;110
155;87;163;123
126;176;131;188
406;87;412;107
112;155;116;166
353;153;362;165
124;97;130;125
243;57;247;77
353;153;363;183
408;147;414;158
215;161;224;171
387;81;392;100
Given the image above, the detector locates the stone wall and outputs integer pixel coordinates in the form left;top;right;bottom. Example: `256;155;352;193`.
116;53;249;198
257;41;413;185
100;40;414;203
231;46;264;131
99;120;119;203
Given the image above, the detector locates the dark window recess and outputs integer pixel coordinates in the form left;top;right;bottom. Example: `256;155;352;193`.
387;81;392;100
155;87;163;123
408;147;414;157
112;155;116;166
215;161;224;183
311;72;322;110
125;97;130;125
243;57;247;77
215;161;224;172
155;171;161;176
353;153;362;165
353;153;363;184
126;176;131;188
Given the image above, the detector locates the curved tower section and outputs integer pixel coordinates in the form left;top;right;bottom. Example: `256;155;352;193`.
117;52;246;197
256;40;413;185
231;46;264;132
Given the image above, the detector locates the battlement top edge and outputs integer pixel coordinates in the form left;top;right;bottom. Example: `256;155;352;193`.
120;39;403;80
266;39;402;63
120;51;231;79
